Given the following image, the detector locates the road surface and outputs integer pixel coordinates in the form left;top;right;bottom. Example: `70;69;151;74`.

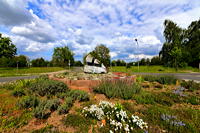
0;70;67;83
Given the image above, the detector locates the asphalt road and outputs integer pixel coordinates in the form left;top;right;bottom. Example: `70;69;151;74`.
0;75;39;83
0;72;199;83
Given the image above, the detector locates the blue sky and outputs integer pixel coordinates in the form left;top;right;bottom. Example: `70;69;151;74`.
0;0;200;61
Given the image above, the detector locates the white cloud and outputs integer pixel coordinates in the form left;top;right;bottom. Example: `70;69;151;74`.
0;0;200;60
129;54;155;60
110;52;118;58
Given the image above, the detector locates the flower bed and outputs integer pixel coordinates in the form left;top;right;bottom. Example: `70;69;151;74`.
82;101;148;133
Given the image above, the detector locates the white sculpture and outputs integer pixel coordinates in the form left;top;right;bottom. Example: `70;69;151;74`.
84;54;107;74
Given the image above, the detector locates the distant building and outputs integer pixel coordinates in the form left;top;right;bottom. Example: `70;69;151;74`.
84;54;107;73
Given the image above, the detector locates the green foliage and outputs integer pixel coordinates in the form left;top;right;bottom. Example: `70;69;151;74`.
45;99;60;111
29;79;68;96
0;111;33;129
68;90;89;102
186;96;199;105
93;80;141;99
160;19;200;68
58;97;73;115
89;44;111;68
134;92;155;104
0;33;17;58
62;114;93;132
111;59;126;66
52;46;74;67
31;57;49;67
12;88;25;97
181;80;200;91
143;75;177;84
33;100;51;119
17;96;39;109
56;92;68;99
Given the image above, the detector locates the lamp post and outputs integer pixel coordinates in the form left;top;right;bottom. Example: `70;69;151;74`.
135;38;139;72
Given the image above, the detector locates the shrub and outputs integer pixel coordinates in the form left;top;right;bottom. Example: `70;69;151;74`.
12;89;25;97
33;101;51;119
29;79;68;96
143;75;177;84
58;97;73;115
93;80;141;99
17;96;39;109
68;90;89;101
45;99;60;111
181;80;200;91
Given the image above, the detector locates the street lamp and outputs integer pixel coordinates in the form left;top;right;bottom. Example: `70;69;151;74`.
135;38;139;72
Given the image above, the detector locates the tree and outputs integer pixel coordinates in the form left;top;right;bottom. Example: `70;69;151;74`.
74;61;83;66
169;46;182;71
159;20;183;67
184;19;200;68
15;55;29;67
0;33;17;58
160;19;200;68
32;58;48;67
90;44;111;68
150;56;162;65
52;46;74;67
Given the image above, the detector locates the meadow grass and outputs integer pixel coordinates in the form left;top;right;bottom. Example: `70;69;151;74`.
0;67;64;77
110;65;199;73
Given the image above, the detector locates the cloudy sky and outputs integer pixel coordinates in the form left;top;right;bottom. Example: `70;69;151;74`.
0;0;200;61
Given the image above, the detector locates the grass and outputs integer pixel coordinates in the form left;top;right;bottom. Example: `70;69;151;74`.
110;65;199;73
0;67;65;77
62;114;93;133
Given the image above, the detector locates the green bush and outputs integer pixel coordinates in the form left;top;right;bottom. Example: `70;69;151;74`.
17;96;39;109
58;97;73;115
181;80;200;91
29;79;68;96
45;99;60;111
12;88;26;97
143;75;177;84
33;101;51;119
93;80;141;99
68;90;89;101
